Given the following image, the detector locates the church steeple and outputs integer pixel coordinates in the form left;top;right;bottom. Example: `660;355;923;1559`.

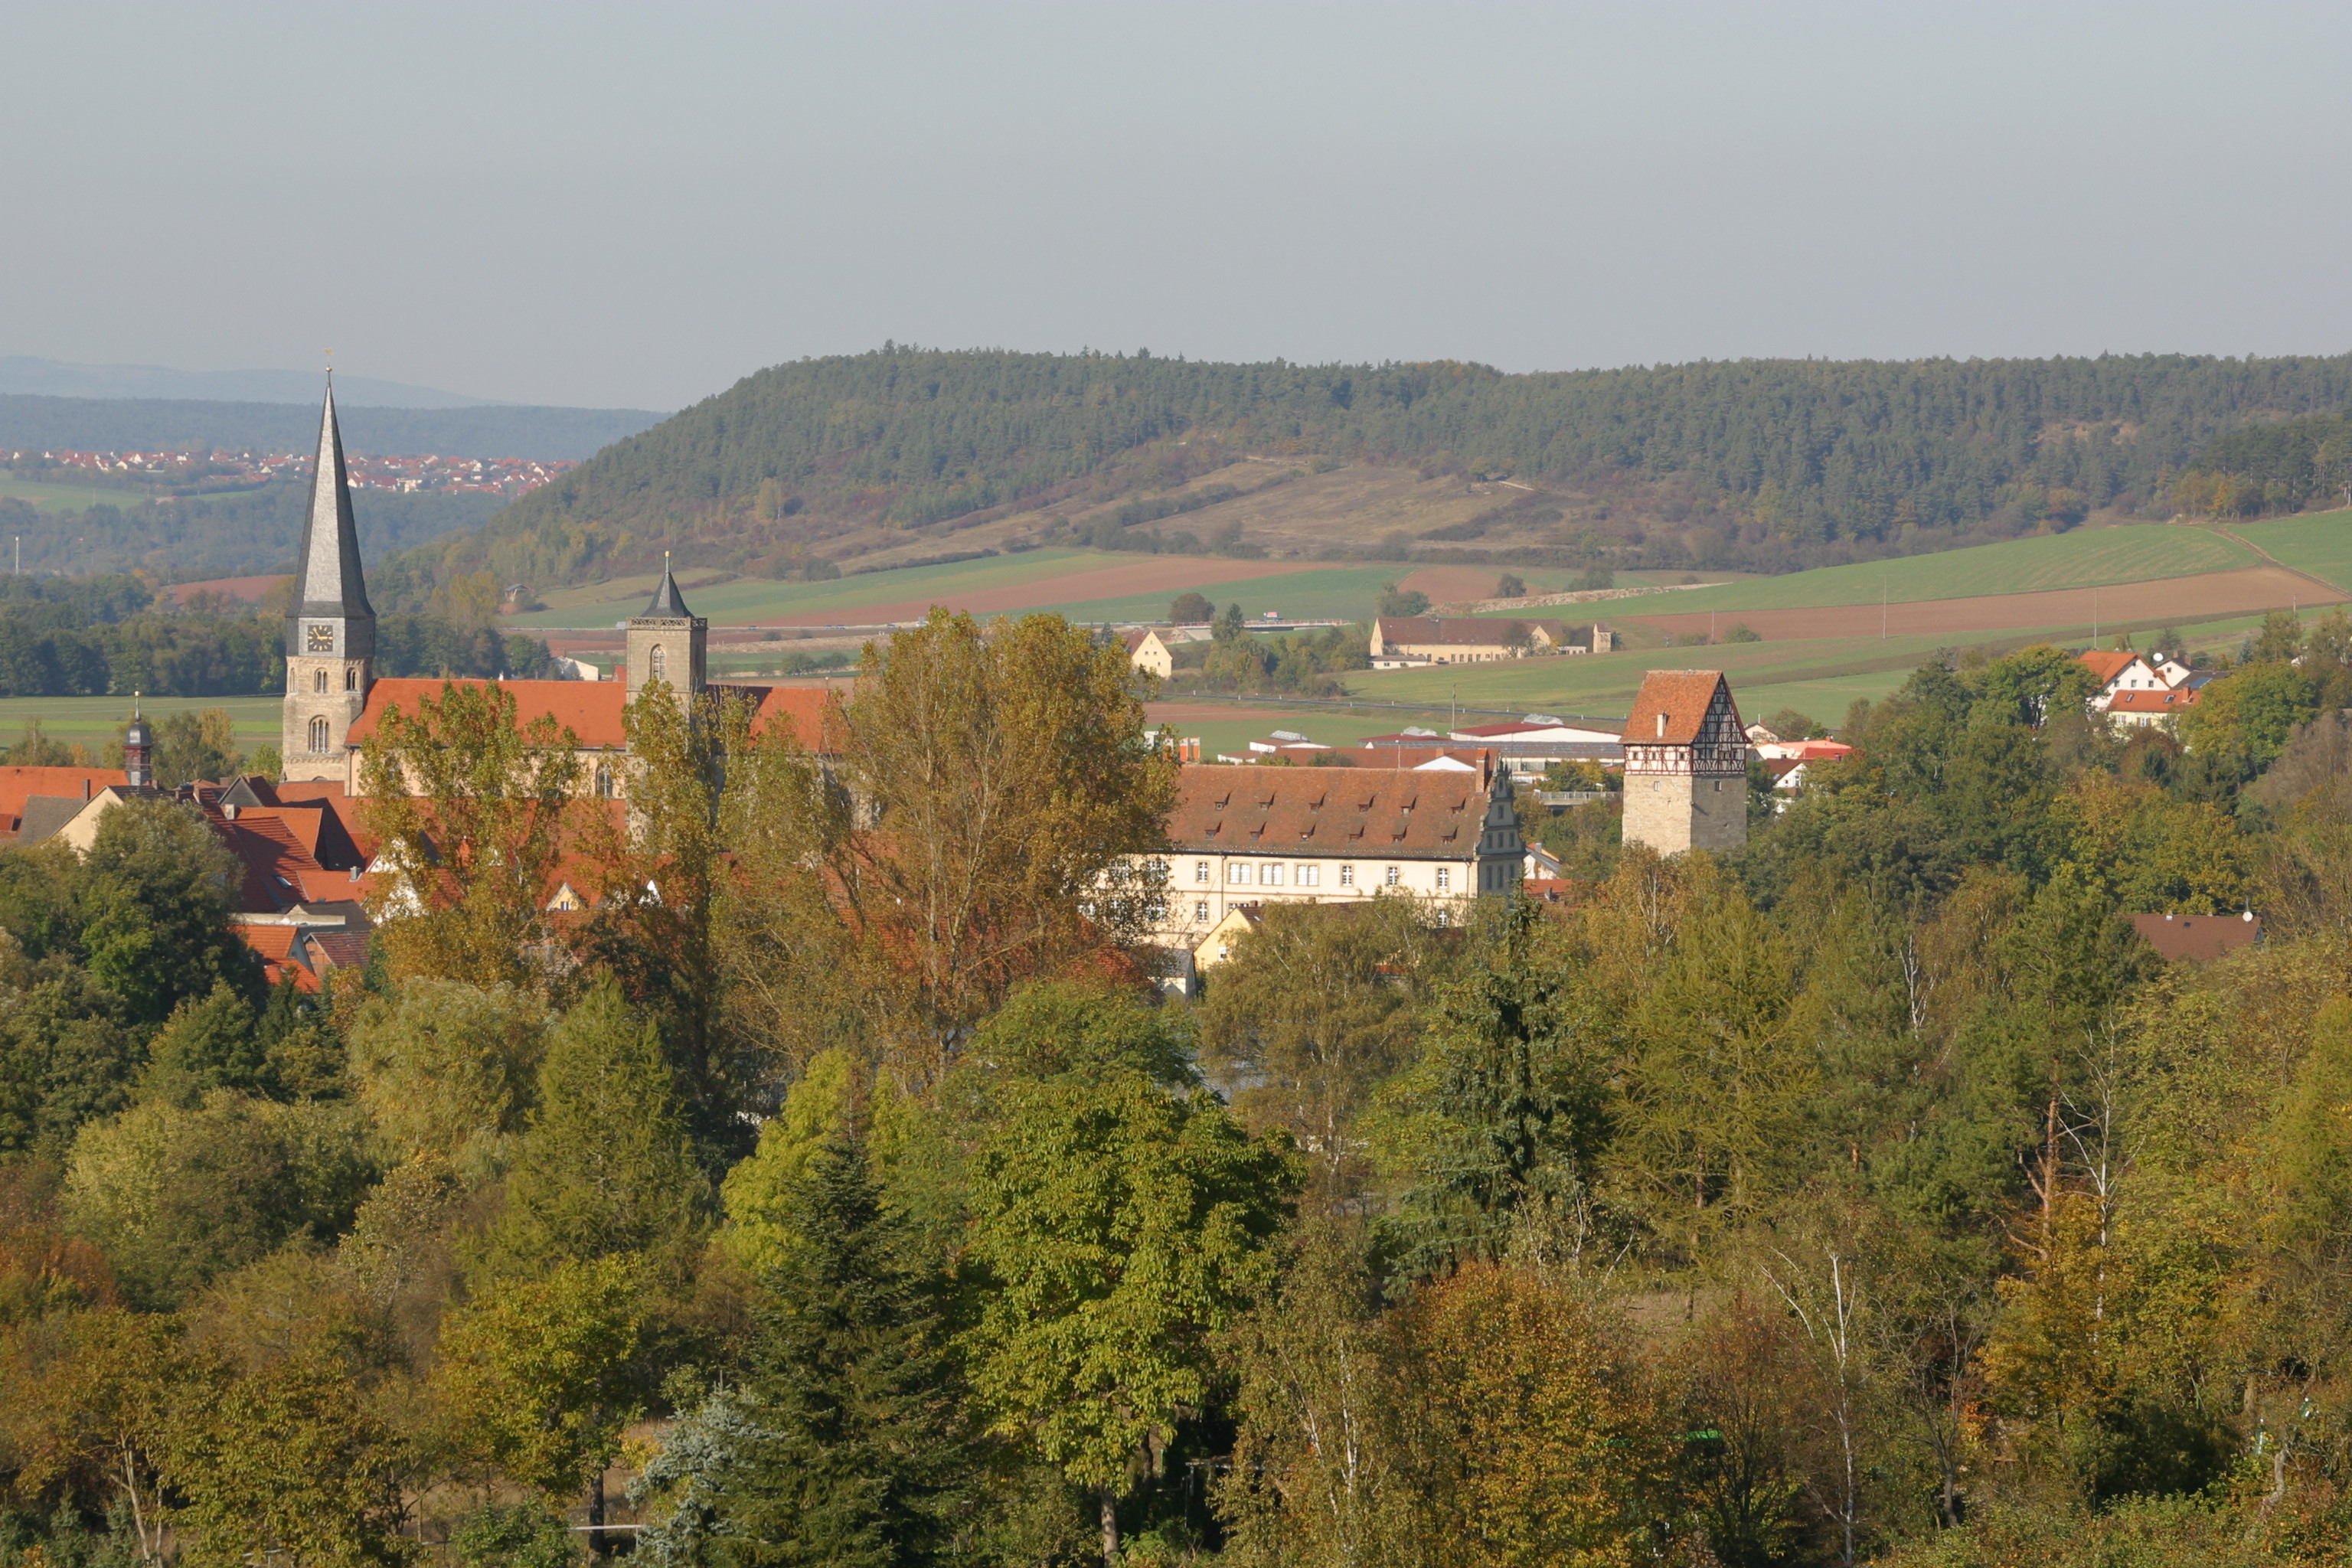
286;374;375;655
281;375;377;782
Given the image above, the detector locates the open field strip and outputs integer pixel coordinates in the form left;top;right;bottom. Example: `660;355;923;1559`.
518;548;1128;625
1463;524;2257;621
1617;565;2333;643
0;474;138;513
514;549;1341;630
0;694;283;752
2230;510;2352;592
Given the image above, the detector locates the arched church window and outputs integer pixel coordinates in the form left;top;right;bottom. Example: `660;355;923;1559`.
596;764;615;799
649;644;667;681
346;668;358;691
314;669;328;694
309;716;330;753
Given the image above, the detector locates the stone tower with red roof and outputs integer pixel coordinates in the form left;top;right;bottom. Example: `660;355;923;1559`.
1621;669;1747;855
281;377;377;782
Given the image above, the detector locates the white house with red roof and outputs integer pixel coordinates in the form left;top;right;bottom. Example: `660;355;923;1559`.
2077;649;2171;710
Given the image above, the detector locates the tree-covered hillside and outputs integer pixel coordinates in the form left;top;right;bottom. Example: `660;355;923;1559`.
418;347;2352;590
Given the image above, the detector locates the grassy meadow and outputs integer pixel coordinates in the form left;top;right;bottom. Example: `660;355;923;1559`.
0;694;283;758
1483;523;2258;620
2232;508;2352;591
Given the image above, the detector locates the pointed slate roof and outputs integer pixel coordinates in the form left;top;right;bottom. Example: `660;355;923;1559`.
292;378;374;623
639;557;695;619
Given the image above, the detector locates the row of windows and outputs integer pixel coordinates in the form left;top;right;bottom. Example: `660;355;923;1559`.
1189;860;1443;890
1191;897;1455;927
310;668;360;694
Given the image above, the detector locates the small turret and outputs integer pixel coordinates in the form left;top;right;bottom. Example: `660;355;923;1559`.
123;697;153;789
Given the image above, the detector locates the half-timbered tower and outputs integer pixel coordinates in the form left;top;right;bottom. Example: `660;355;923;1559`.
1621;669;1747;855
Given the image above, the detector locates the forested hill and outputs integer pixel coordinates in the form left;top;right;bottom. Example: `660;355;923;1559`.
421;347;2352;590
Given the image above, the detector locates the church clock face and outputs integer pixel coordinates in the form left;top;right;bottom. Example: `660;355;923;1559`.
306;622;335;653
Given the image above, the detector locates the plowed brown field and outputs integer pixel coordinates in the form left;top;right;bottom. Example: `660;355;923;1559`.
1398;565;1511;603
1619;567;2337;642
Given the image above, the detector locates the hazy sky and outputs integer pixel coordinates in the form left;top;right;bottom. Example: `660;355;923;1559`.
7;2;2349;410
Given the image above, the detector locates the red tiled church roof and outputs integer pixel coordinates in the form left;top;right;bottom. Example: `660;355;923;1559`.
348;678;632;749
347;678;846;755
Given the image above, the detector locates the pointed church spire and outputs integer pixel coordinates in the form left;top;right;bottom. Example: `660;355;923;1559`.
642;549;693;618
292;374;374;626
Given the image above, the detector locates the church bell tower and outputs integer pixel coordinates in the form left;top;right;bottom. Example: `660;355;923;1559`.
281;377;376;781
626;553;707;709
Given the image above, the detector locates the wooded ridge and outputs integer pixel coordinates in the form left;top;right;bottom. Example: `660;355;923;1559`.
411;346;2352;591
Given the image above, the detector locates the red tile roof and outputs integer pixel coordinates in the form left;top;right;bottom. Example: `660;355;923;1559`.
2130;911;2260;962
728;684;845;752
348;678;632;749
347;678;845;756
2078;650;2140;686
271;779;376;858
0;766;126;835
2108;688;2200;713
1626;670;1737;745
1167;763;1491;858
231;923;321;991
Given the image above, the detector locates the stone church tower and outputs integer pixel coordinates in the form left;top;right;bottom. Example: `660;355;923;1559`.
626;554;707;706
281;378;376;781
1620;669;1748;856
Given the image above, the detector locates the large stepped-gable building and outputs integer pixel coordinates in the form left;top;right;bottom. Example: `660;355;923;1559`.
1149;761;1525;941
280;379;831;795
1620;668;1748;855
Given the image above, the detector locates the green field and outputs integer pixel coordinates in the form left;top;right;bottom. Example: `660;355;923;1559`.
0;694;284;755
1050;564;1403;626
514;549;1400;630
2232;510;2352;592
1494;524;2256;620
0;474;135;514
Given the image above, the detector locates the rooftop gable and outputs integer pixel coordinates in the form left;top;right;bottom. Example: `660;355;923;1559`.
1626;669;1740;745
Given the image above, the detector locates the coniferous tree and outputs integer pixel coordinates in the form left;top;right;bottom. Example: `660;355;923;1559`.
488;978;709;1275
701;1137;975;1568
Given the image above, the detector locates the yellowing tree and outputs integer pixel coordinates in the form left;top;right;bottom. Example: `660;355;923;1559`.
1391;1262;1656;1568
360;681;584;988
716;608;1176;1083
